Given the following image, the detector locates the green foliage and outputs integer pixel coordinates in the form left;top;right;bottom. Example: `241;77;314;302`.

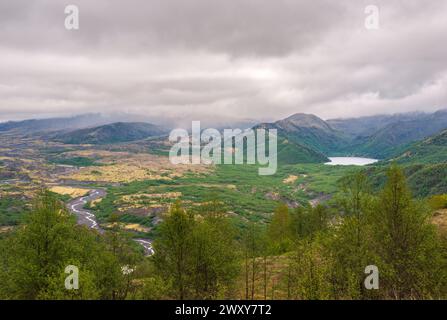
288;205;330;241
391;129;447;164
153;201;239;299
288;237;333;299
0;196;29;225
268;204;292;253
2;162;446;300
241;222;266;299
90;161;358;230
428;194;447;210
364;163;447;197
336;172;371;216
275;135;329;164
369;165;445;298
406;163;447;197
325;172;377;299
283;165;446;300
0;191;138;300
48;156;100;167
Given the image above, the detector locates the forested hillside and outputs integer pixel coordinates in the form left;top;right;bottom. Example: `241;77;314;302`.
391;129;447;164
257;113;348;155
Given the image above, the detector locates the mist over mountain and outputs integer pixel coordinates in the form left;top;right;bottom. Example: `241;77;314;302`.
0;113;108;133
343;109;447;158
2;108;447;162
54;122;167;145
327;112;427;138
0;112;168;134
0;112;260;134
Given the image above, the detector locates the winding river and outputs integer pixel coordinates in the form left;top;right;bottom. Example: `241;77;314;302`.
67;189;154;256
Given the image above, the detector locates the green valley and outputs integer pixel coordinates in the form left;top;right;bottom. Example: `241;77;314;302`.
1;110;447;301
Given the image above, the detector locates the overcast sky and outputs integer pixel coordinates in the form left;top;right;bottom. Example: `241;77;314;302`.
0;0;446;123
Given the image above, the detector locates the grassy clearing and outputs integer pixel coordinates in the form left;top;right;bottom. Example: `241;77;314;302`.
91;163;359;231
102;222;151;233
49;186;90;198
433;209;447;234
62;153;210;183
48;156;101;167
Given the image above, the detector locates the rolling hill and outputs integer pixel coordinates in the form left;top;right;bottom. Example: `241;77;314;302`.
364;163;447;197
274;135;329;164
54;122;167;145
390;129;447;164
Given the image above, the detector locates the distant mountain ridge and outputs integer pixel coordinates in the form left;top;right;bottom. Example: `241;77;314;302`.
256;113;348;155
340;109;447;158
327;112;427;138
0;113;261;134
252;109;447;162
54;122;167;145
0;114;109;133
2;109;447;163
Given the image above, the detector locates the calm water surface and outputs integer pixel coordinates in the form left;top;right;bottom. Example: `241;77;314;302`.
325;157;378;166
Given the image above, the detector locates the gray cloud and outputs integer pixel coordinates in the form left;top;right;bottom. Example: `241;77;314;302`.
0;0;446;123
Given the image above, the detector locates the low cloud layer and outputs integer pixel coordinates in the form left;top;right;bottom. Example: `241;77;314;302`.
0;0;446;123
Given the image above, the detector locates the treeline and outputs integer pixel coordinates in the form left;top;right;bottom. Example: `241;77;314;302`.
0;192;240;299
264;166;447;299
154;165;446;299
0;165;446;299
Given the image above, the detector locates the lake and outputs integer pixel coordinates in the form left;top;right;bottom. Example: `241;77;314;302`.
325;157;378;166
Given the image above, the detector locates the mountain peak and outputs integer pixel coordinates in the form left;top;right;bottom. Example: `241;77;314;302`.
278;113;333;132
